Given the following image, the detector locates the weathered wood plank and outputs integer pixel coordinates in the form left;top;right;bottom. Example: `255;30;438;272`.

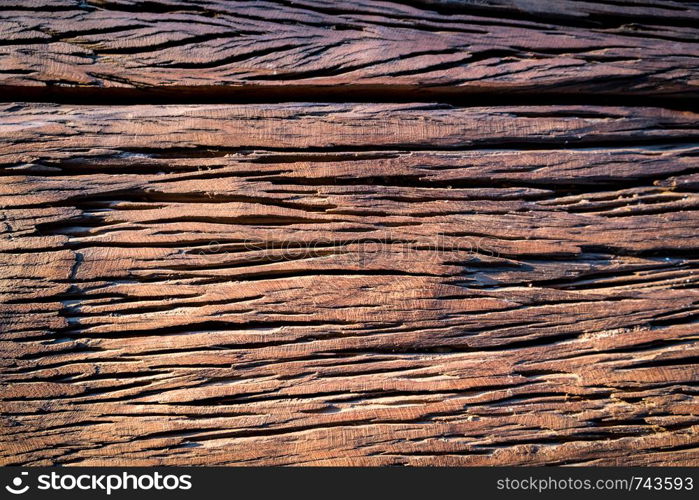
1;103;697;465
1;103;698;164
1;0;698;97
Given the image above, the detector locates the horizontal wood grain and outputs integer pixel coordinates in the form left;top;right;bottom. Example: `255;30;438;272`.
2;103;698;162
1;103;697;465
1;0;698;98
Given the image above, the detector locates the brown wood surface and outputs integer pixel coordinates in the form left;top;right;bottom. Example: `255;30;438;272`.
1;0;698;98
1;1;698;467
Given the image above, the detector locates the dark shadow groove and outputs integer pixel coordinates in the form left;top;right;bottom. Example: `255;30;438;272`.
0;85;697;110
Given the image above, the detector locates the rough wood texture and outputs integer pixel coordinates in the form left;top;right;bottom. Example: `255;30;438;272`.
1;103;698;465
1;0;698;98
